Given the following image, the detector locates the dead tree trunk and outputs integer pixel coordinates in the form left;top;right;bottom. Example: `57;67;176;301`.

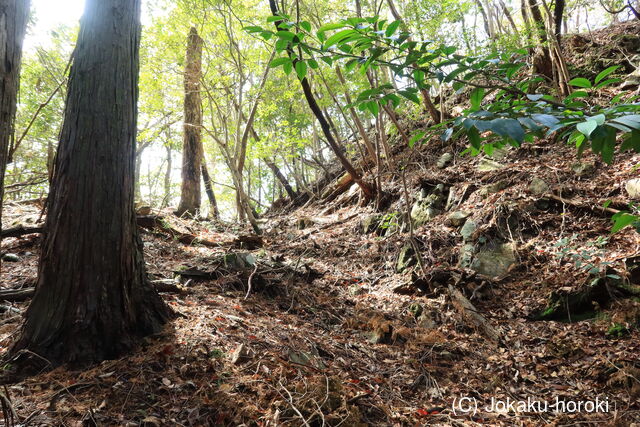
201;158;220;219
11;0;172;367
176;27;204;217
0;0;31;271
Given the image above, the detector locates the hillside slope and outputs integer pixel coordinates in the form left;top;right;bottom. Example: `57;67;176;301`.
0;21;639;426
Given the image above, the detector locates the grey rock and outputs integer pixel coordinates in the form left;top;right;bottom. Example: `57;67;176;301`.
411;191;445;227
437;152;453;169
447;211;471;227
362;214;382;234
571;161;595;177
528;177;550;195
460;220;477;241
417;312;436;329
458;243;476;268
2;253;19;263
480;180;509;195
223;252;256;270
625;178;640;200
470;242;517;277
477;158;504;172
349;284;369;296
396;244;416;273
296;217;315;229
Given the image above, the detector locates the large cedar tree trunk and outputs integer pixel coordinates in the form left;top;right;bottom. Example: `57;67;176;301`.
11;0;172;367
176;27;204;217
0;0;30;270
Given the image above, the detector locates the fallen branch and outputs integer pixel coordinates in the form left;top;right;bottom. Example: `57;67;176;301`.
448;285;501;344
136;215;219;247
0;280;186;302
1;225;43;239
547;194;620;216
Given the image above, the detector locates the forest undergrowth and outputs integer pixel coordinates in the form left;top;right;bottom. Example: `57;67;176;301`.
0;21;638;427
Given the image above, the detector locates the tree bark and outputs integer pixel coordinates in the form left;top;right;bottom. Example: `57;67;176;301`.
265;157;297;200
201;159;220;219
11;0;172;367
176;27;204;217
0;0;31;272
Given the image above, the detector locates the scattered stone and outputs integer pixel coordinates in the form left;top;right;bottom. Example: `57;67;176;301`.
287;350;326;369
296;216;315;229
447;211;470;227
417;312;436;329
571;161;595;177
477;158;503;172
396;244;416;273
361;214;382;234
223;252;256;270
528;177;550;195
2;253;19;263
625;178;640;200
230;343;255;364
349;284;369;296
470;242;517;277
437;152;453;169
479;180;509;195
411;185;445;227
459;243;476;269
460;219;477;241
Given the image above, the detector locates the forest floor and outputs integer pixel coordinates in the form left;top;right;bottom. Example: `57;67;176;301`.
0;20;639;427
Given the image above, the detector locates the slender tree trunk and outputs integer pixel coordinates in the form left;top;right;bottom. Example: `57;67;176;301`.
162;142;172;208
268;0;375;200
201;159;219;219
0;0;30;272
11;0;172;367
265;157;297;200
335;67;376;163
176;27;204;217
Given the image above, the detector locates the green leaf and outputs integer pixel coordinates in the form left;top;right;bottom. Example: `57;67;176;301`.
470;88;485;111
612;115;640;131
611;212;639;233
621;130;640;152
564;90;588;102
283;61;293;75
531;113;560;127
307;59;319;69
276;30;296;41
591;114;606;126
367;101;379;116
595;78;621;90
441;127;454;142
385;20;402;37
595;65;619;84
576;120;598;137
324;29;357;49
318;22;346;32
269;57;291;68
295;61;308;80
300;21;312;33
467;127;481;149
409;131;425;148
488;118;525;143
569;77;592;88
398;90;420;104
